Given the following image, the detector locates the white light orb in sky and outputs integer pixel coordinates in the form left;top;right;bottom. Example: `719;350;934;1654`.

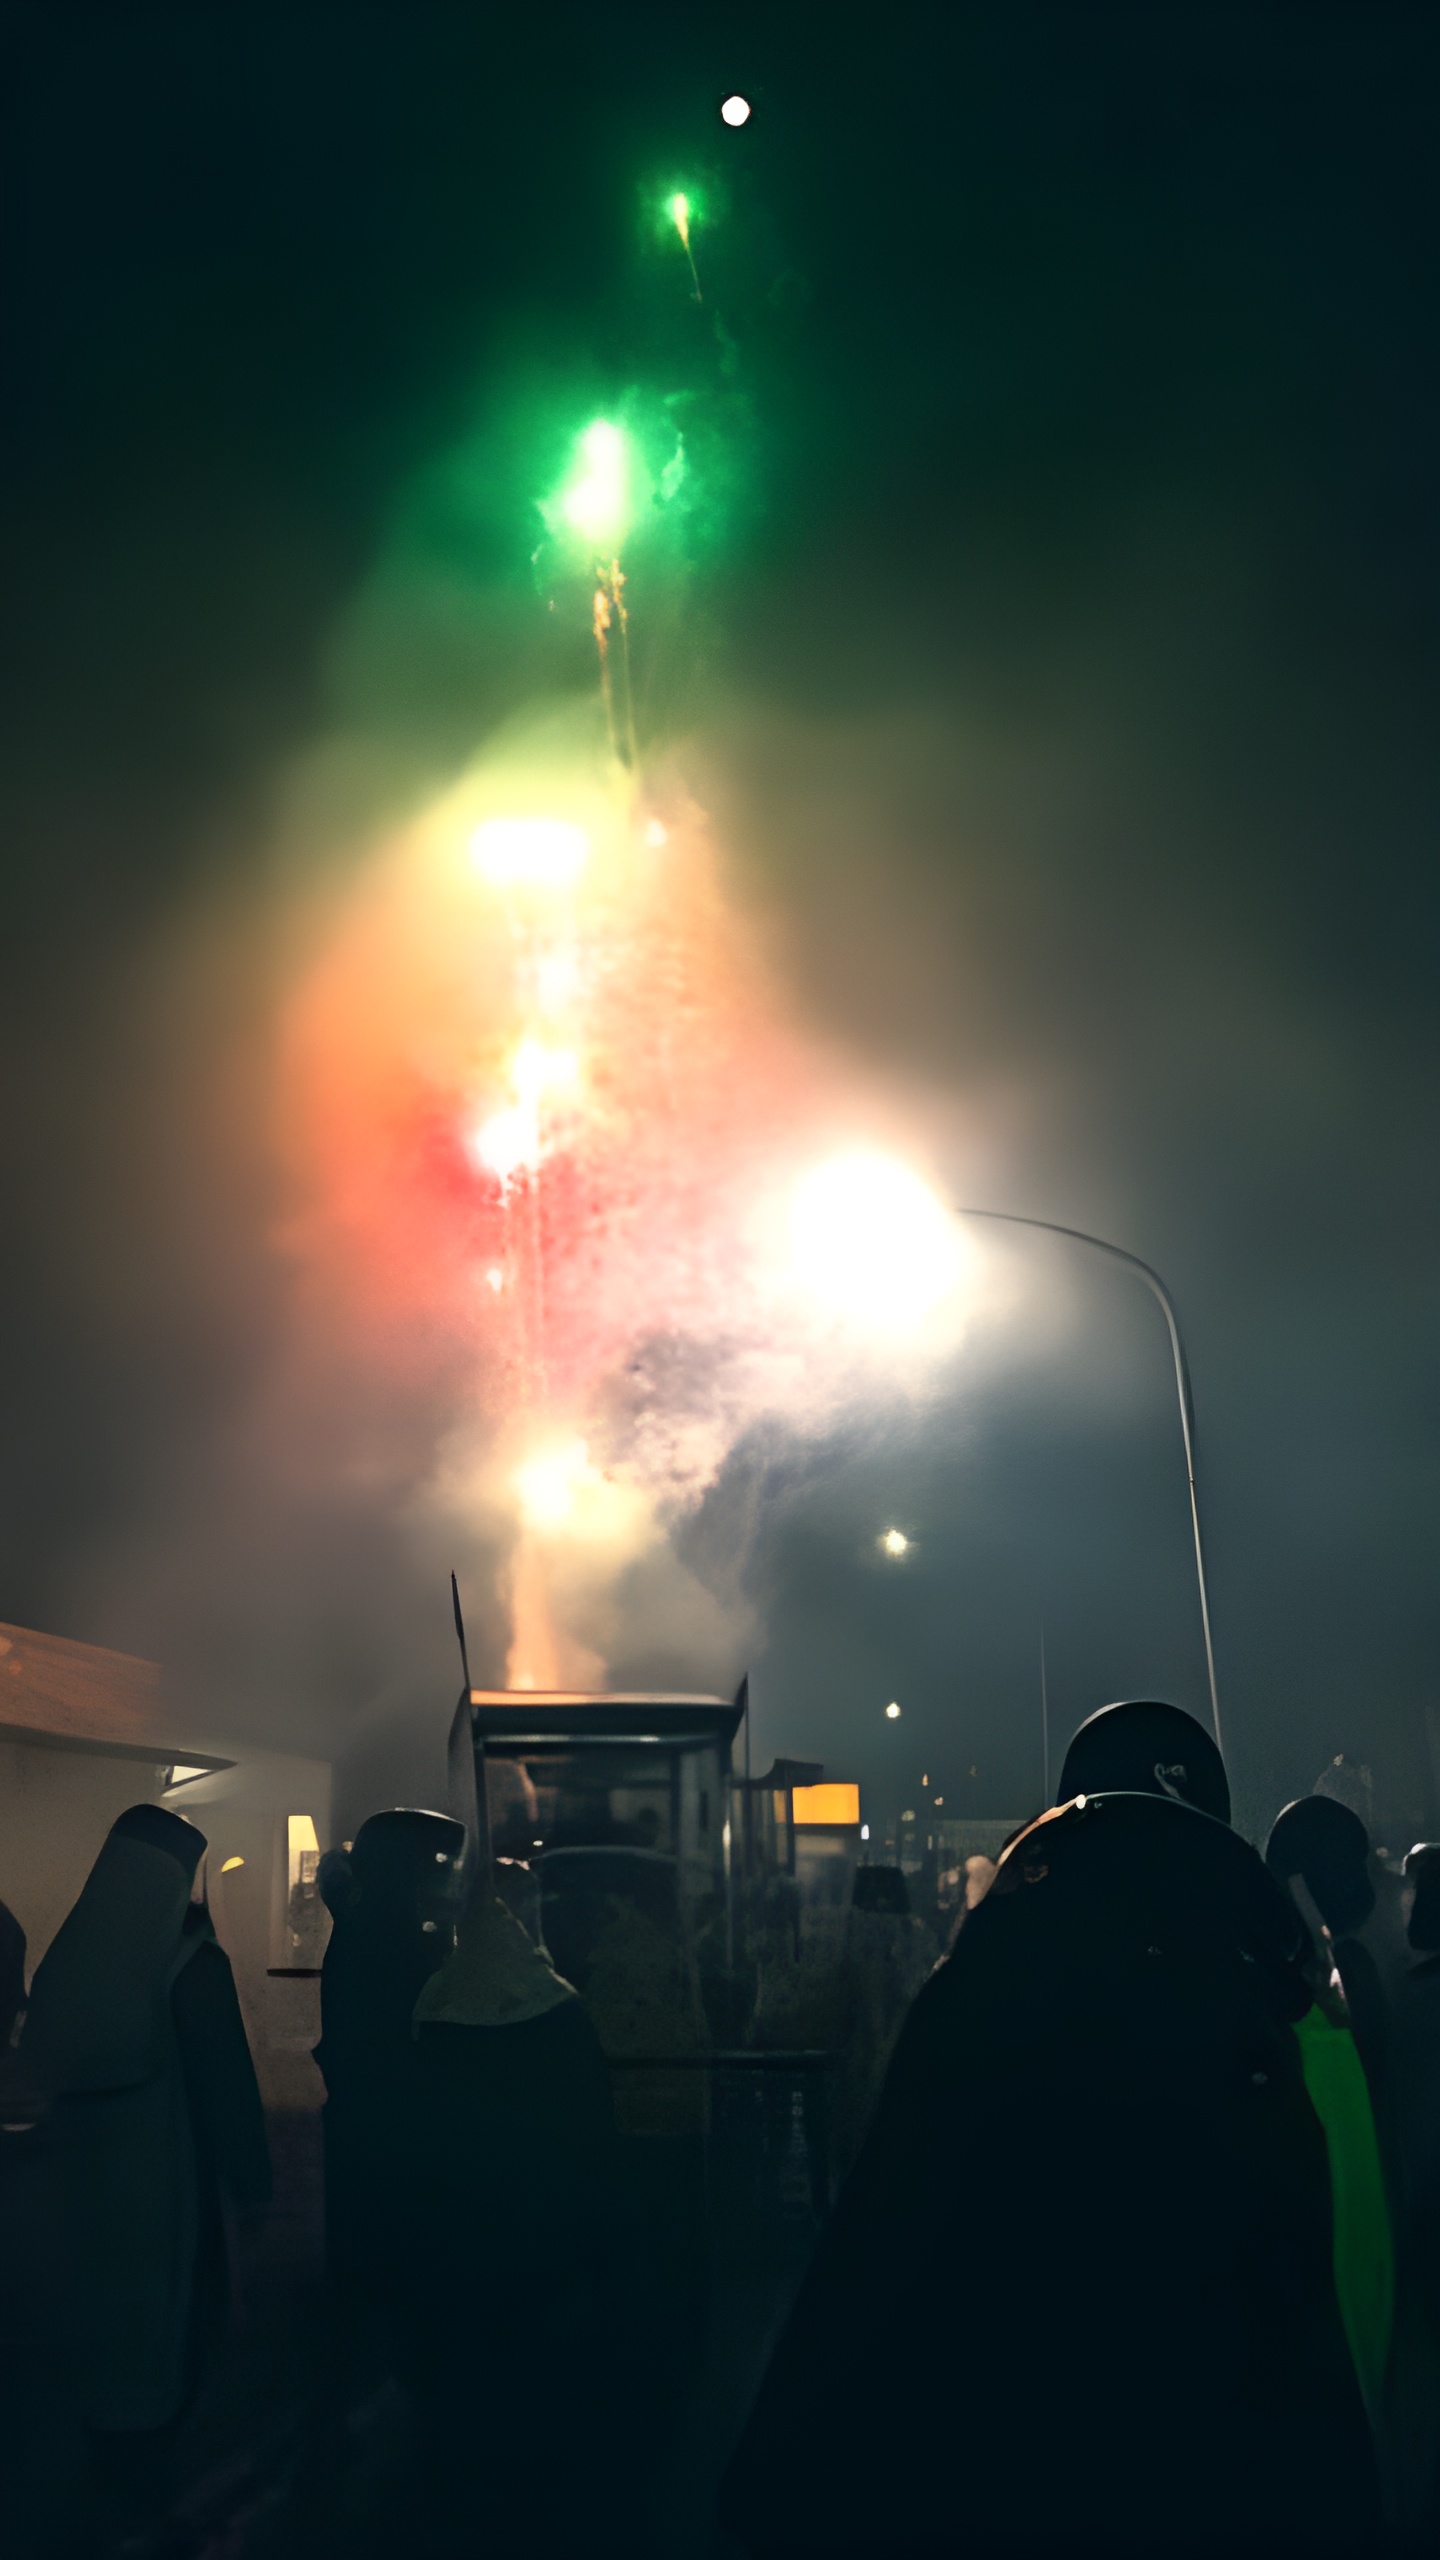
720;94;751;127
515;1441;587;1530
471;816;589;889
791;1152;963;1329
885;1701;902;1721
880;1528;910;1557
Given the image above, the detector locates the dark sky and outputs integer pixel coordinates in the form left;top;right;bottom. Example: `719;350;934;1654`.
2;6;1435;1839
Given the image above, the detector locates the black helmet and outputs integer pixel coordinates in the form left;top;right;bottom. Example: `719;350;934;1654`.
1265;1795;1374;1937
1058;1701;1229;1825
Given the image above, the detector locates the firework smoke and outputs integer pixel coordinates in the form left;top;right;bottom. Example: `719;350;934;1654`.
273;698;996;1690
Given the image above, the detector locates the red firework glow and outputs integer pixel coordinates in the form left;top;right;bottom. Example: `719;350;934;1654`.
278;724;973;1683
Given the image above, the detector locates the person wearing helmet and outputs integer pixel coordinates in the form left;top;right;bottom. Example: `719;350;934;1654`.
315;1807;466;2316
719;1703;1379;2558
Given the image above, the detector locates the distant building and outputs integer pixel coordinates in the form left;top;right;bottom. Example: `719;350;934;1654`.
0;1619;330;2107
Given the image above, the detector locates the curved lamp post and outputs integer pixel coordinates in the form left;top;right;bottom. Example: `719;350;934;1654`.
953;1208;1222;1757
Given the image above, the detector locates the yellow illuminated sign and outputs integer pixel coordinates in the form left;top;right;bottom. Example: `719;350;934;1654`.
792;1782;861;1827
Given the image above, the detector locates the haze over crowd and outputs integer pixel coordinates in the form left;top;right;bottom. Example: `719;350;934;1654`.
0;9;1434;1830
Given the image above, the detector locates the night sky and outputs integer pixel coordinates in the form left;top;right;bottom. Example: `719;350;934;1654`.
1;7;1435;1841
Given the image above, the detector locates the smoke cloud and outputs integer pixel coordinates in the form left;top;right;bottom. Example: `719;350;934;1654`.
0;13;1433;1839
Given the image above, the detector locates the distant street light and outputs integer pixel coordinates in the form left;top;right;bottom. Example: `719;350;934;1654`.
954;1207;1222;1757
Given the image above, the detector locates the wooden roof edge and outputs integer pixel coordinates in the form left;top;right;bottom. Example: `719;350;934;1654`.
0;1720;233;1770
0;1619;163;1686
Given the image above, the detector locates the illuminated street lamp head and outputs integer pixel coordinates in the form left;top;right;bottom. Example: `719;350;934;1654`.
885;1701;902;1721
880;1528;909;1557
791;1153;963;1330
720;95;751;127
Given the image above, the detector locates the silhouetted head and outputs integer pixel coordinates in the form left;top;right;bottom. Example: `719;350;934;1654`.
318;1810;468;2066
852;1865;910;1917
351;1806;464;1891
1058;1701;1230;1824
11;1802;208;2096
1404;1842;1440;1952
110;1801;206;1881
1265;1796;1375;1937
326;1808;467;1954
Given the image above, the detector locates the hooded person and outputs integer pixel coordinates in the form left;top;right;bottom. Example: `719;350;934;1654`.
719;1704;1380;2560
0;1803;270;2440
389;1889;623;2550
314;1806;466;2311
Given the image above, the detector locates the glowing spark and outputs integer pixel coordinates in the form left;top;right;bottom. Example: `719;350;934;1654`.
591;557;638;766
560;419;632;549
474;1105;535;1184
668;190;702;300
512;1040;577;1106
484;1267;505;1293
516;1441;588;1530
511;1439;650;1551
720;95;751;127
644;818;668;847
880;1527;909;1556
885;1701;902;1720
791;1153;963;1329
472;816;589;889
593;576;616;742
471;1042;579;1185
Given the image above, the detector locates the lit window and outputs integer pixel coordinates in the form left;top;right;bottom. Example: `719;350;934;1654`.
793;1783;861;1827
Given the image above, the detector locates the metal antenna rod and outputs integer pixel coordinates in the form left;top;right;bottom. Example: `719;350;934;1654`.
1040;1614;1051;1807
955;1208;1222;1758
450;1572;473;1697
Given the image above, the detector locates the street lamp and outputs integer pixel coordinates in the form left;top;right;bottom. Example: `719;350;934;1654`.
954;1208;1222;1757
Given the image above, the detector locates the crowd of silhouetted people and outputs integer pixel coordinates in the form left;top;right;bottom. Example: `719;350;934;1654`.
2;1700;1439;2556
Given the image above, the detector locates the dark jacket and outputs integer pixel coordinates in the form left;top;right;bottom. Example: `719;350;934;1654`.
392;1900;626;2557
0;1818;269;2433
719;1792;1380;2559
314;1808;464;2302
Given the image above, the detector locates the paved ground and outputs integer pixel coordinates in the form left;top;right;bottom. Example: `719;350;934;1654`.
6;2101;819;2559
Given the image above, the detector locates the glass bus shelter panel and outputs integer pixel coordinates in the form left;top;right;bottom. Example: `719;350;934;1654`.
483;1744;728;1894
484;1747;679;1860
479;1740;729;2061
794;1827;863;1921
